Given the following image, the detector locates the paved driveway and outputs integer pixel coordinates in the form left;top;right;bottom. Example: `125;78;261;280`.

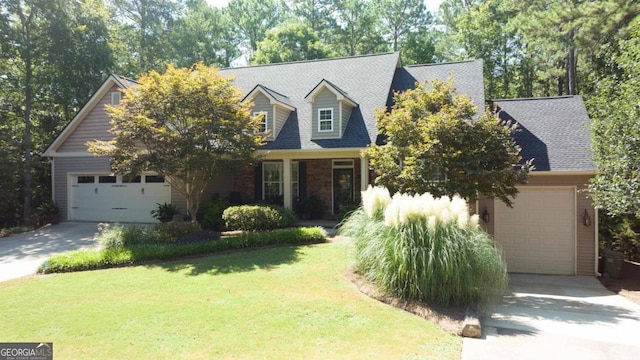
462;274;640;360
0;222;101;282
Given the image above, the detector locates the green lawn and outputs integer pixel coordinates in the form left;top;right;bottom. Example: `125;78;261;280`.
0;242;461;359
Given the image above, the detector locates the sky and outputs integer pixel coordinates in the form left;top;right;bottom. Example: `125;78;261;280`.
205;0;445;14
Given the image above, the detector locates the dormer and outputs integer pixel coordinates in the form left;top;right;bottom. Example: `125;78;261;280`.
305;79;358;140
243;84;295;141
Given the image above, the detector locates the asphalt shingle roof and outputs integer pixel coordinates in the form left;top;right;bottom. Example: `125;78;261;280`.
391;60;485;113
220;52;401;150
220;54;487;150
492;96;594;172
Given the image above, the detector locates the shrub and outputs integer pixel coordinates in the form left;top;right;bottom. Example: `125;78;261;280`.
150;203;179;223
297;195;326;220
223;205;297;231
340;185;507;308
198;198;231;231
39;227;327;274
599;213;640;262
151;222;202;244
97;223;151;247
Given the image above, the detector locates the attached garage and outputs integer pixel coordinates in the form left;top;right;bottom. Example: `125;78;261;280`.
494;187;576;275
69;174;170;223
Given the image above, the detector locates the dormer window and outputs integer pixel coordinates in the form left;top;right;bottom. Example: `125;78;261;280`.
254;111;268;133
318;108;333;132
111;92;121;105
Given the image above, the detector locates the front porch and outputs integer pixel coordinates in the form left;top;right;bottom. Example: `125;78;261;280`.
231;150;371;217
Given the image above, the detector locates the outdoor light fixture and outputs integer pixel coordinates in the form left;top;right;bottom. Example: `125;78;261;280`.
481;206;490;223
582;209;592;227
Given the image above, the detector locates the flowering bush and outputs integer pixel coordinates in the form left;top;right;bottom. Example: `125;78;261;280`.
340;186;507;307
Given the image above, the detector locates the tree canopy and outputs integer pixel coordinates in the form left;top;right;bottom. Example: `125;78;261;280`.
87;63;265;218
588;17;640;217
365;78;531;205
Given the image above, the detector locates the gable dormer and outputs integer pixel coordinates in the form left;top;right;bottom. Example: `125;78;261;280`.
243;84;295;141
305;79;358;140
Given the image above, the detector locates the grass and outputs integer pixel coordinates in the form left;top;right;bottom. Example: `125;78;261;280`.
0;242;461;359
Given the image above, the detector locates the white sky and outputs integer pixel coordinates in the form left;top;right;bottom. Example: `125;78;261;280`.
205;0;445;14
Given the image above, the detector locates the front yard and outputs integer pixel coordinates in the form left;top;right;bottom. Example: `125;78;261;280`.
0;242;461;359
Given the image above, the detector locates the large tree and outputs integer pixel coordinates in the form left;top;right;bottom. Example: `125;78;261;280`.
588;17;640;217
252;22;334;64
376;0;431;52
226;0;286;55
365;78;531;205
87;63;265;218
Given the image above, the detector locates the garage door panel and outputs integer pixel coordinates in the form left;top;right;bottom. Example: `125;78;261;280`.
495;188;575;275
70;175;170;223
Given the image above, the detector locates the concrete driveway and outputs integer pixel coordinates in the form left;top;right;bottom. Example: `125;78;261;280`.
0;222;101;282
462;274;640;360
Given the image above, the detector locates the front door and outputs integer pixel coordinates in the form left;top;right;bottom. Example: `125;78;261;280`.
333;168;353;214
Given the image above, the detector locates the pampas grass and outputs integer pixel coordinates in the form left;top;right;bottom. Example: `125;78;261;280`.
340;186;507;307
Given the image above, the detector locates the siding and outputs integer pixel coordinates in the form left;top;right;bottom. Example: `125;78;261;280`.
58;84;119;152
341;103;353;135
483;173;596;276
251;93;274;141
311;89;339;139
274;104;290;140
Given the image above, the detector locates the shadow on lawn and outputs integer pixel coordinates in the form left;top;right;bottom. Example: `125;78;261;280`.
143;245;308;276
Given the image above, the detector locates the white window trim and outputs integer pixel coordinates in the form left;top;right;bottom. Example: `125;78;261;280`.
318;108;334;132
254;111;268;133
111;92;121;105
262;162;283;201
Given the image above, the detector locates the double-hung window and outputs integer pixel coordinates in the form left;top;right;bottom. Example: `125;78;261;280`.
254;111;268;133
262;162;300;202
318;108;333;132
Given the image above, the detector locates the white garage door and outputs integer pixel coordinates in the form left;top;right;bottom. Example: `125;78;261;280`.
70;174;171;223
494;187;575;275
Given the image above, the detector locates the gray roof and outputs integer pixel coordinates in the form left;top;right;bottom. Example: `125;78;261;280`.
220;53;486;150
220;52;401;150
391;60;485;113
492;96;594;172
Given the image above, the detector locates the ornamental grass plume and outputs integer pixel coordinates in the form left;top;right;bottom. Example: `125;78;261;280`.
339;188;506;308
361;185;391;219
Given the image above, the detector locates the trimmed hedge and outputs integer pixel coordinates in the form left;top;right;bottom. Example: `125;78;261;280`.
38;227;327;274
223;205;297;231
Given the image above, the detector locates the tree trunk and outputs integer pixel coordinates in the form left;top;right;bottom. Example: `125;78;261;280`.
23;54;32;225
567;45;576;95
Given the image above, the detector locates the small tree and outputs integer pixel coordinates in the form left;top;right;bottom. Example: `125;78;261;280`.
88;63;265;219
365;78;531;206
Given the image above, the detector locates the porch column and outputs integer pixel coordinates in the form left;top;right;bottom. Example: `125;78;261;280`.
360;157;369;192
282;158;292;209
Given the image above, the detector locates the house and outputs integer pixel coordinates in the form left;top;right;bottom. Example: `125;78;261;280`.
42;52;597;276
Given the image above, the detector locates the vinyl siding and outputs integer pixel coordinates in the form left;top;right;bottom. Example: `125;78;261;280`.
58;84;119;152
311;89;339;139
274;104;291;140
341;102;353;135
252;93;274;141
484;173;595;276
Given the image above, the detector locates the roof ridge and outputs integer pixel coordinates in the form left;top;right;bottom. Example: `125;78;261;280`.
258;84;290;99
220;52;398;70
491;95;580;102
404;59;479;68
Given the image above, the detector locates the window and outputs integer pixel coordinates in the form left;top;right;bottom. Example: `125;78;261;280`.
145;175;165;183
77;176;95;184
254;111;268;133
263;162;282;201
111;92;121;105
291;162;299;199
98;176;116;183
123;175;141;183
262;162;300;201
318;108;333;132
